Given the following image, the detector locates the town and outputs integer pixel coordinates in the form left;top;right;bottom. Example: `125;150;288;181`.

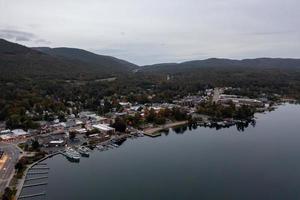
0;87;286;199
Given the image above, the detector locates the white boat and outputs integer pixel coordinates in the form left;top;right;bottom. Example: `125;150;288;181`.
112;143;119;148
97;145;109;151
78;146;90;157
96;145;104;151
65;147;80;161
138;131;144;137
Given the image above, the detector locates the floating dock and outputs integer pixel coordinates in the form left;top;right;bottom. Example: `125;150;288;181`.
25;176;48;181
19;192;46;199
23;182;48;188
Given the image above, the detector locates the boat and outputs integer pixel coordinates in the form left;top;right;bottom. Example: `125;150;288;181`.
65;147;80;161
112;143;119;148
115;138;127;145
97;145;108;151
78;146;90;157
137;131;144;137
96;145;104;151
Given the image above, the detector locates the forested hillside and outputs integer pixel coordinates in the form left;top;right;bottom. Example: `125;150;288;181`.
0;39;137;80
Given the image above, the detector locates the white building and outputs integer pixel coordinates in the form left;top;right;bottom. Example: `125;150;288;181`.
0;129;29;140
92;124;115;134
12;129;28;137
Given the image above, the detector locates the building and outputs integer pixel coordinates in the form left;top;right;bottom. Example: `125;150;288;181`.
48;139;65;147
92;124;115;135
119;102;132;108
74;128;87;134
218;97;263;107
0;129;11;135
0;129;29;141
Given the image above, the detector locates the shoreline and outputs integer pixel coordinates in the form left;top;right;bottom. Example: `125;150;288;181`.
143;121;188;137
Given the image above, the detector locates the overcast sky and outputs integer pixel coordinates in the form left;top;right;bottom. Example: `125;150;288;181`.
0;0;299;65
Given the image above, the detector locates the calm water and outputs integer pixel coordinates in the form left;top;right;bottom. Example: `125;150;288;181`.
25;104;300;200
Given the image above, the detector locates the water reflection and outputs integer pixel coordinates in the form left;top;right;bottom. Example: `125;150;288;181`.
167;119;257;135
172;125;188;134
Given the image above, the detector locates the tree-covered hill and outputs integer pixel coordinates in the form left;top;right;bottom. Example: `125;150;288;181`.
0;39;138;80
141;58;300;73
32;47;137;73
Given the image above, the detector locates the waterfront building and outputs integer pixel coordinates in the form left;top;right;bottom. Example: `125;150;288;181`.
92;124;115;135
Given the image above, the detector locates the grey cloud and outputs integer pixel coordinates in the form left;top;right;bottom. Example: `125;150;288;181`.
0;29;51;44
245;30;296;36
35;39;51;45
0;29;35;41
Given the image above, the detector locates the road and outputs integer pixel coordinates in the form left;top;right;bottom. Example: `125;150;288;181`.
0;143;21;193
212;88;222;103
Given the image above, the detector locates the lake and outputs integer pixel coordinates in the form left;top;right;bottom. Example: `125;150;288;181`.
22;104;300;200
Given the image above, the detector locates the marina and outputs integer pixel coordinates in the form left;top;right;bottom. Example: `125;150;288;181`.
17;162;50;200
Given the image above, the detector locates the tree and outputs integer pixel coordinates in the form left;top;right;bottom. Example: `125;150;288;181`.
14;162;24;172
155;117;166;125
145;108;156;122
58;113;66;122
2;187;14;200
69;131;76;140
172;107;187;121
112;117;127;132
31;140;40;151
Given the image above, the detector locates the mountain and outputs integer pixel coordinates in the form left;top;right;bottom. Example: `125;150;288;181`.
1;38;300;81
141;58;300;73
0;39;138;80
32;47;137;73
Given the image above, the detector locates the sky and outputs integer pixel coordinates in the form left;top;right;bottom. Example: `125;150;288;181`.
0;0;299;65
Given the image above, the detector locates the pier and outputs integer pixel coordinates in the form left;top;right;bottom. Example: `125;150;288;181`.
29;167;50;170
23;182;48;188
144;131;162;137
27;171;49;175
143;121;188;137
19;192;46;199
25;176;48;181
35;163;47;165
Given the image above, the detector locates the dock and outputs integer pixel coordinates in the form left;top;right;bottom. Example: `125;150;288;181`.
144;131;162;137
35;163;47;165
23;182;48;188
29;167;50;170
27;171;49;175
15;152;62;200
143;121;188;137
19;192;46;199
25;176;48;181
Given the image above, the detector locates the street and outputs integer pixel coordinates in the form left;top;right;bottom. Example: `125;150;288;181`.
212;88;222;103
0;143;21;193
